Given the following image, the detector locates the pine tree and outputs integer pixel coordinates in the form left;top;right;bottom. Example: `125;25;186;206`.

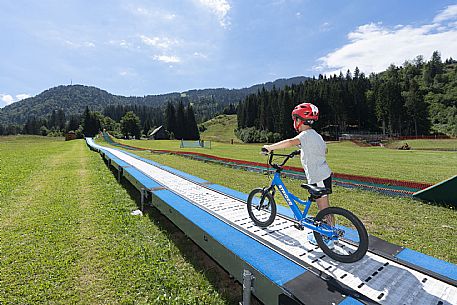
81;107;92;136
81;107;101;137
120;111;141;139
48;110;57;129
175;101;186;139
56;109;66;130
404;79;427;136
237;101;244;129
143;118;152;137
66;115;81;132
23;117;41;135
185;105;200;140
165;102;176;138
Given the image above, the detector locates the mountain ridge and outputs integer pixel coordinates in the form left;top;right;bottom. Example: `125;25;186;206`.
0;76;309;124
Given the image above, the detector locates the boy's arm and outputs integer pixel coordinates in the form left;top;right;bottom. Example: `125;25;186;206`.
263;137;300;152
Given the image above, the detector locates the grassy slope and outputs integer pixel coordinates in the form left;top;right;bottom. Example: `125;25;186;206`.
199;114;241;143
111;137;457;184
0;136;236;304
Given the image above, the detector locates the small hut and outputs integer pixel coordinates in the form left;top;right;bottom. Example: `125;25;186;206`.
149;126;168;140
65;131;77;141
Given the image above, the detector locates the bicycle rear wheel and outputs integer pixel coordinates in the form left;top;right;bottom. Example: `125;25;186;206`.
246;188;277;227
313;207;368;263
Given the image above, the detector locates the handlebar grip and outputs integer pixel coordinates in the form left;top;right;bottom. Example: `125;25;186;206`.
261;147;270;155
291;149;301;156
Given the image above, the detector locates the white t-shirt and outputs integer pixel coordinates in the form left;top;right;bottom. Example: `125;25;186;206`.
294;129;332;184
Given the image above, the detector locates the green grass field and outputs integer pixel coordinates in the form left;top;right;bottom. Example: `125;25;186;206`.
110;137;456;184
387;139;457;150
0;136;240;305
2;136;456;304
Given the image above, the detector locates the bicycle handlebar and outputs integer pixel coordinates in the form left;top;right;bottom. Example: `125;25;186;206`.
261;148;300;170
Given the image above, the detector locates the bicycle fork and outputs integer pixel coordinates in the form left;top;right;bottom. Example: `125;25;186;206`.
257;186;275;210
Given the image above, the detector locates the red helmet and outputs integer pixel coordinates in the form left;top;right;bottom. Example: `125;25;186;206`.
291;102;319;131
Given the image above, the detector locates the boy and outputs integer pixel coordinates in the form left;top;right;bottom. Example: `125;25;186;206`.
262;102;333;246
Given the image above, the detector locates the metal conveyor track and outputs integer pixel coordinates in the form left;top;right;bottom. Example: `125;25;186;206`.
102;145;457;305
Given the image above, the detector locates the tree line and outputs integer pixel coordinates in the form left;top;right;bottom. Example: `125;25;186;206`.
11;109;81;137
237;51;457;142
0;77;307;128
91;101;199;140
3;100;200;140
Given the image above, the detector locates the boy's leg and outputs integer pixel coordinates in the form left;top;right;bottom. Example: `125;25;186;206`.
310;176;334;225
316;195;334;226
316;195;330;210
315;179;331;211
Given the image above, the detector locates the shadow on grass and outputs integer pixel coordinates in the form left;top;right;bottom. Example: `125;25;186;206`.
103;160;262;305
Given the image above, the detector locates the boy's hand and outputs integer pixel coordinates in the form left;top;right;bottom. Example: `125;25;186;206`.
262;145;271;152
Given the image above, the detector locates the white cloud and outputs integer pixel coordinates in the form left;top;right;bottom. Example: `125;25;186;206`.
109;39;132;49
1;94;14;105
64;40;96;48
118;68;137;77
140;35;179;49
16;94;31;101
153;55;181;63
197;0;231;28
319;22;331;32
193;52;208;59
433;4;457;23
129;6;176;21
316;9;457;75
0;93;31;108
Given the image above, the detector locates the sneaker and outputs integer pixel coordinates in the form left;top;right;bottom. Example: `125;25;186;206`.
307;232;334;249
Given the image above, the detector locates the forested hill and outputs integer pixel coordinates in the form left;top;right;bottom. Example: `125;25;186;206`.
0;76;309;125
237;52;457;140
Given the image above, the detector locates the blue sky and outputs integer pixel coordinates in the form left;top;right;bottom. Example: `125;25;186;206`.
1;0;457;108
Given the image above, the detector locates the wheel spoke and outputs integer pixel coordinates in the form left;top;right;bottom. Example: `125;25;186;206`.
314;207;368;263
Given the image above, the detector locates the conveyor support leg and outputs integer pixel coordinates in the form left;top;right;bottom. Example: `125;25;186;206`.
240;269;255;305
118;167;122;182
140;188;145;211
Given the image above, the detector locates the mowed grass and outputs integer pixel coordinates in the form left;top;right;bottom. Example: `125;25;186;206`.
0;136;238;305
129;149;457;265
109;137;456;184
386;139;457;150
199;114;242;143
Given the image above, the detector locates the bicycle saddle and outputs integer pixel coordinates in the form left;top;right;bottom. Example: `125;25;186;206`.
301;184;332;197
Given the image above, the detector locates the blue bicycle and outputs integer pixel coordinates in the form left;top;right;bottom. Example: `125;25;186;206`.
246;149;368;263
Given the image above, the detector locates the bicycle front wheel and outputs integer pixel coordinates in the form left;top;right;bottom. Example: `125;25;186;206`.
246;188;277;227
313;207;368;263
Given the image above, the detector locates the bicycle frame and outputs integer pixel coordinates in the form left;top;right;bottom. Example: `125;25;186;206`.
269;171;335;238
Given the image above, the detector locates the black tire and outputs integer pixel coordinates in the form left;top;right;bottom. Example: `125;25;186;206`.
246;188;277;227
313;207;368;263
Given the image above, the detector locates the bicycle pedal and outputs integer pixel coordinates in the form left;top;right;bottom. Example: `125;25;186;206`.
294;223;304;230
